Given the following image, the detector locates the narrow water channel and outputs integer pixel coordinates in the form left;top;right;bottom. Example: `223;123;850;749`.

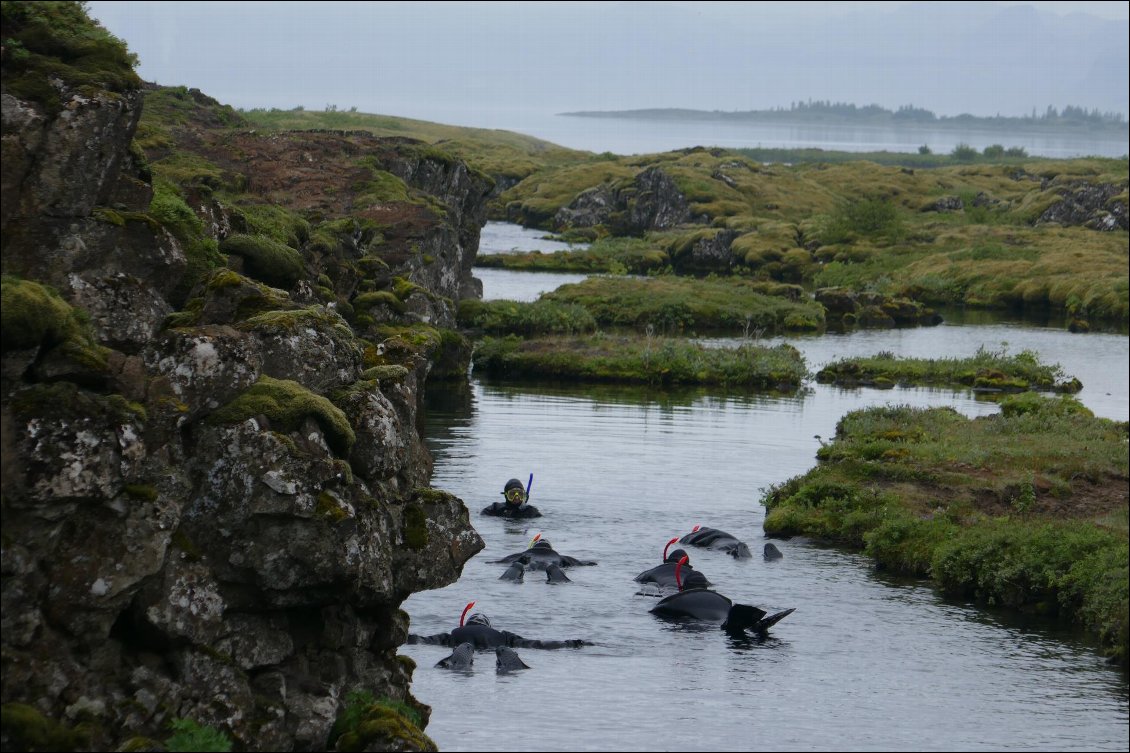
405;244;1129;751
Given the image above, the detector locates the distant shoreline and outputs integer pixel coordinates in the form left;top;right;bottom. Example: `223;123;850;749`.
559;107;1130;136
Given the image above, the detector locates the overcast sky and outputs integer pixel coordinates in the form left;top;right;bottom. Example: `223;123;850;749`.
86;1;1129;130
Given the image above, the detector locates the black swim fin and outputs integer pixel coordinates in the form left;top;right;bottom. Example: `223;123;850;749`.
754;607;795;635
721;603;767;633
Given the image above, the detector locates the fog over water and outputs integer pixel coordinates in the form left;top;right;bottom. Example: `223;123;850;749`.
88;1;1128;148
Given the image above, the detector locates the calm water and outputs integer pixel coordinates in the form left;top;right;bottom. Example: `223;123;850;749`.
403;277;1129;750
431;108;1129;159
479;222;589;256
473;225;593;302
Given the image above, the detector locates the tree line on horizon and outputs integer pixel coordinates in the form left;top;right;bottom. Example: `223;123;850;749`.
566;101;1128;128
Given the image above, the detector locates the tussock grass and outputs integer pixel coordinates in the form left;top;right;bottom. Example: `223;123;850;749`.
473;334;806;389
542;276;825;334
815;346;1082;392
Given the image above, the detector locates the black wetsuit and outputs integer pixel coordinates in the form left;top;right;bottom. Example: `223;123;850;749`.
634;548;710;588
680;527;752;559
407;623;588;649
493;540;596;569
481;501;542;518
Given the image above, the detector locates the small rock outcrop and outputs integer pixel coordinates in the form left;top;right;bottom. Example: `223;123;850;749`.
549;167;696;234
1037;180;1128;231
815;287;943;329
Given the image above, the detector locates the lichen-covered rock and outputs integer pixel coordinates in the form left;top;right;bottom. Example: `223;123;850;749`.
672;229;738;274
1037;180;1128;231
67;272;173;353
554;184;617;228
0;88;142;227
628;167;692;231
144;325;263;422
923;195;964;212
241;306;364;392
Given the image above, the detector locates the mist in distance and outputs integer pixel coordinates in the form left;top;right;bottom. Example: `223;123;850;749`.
86;1;1129;133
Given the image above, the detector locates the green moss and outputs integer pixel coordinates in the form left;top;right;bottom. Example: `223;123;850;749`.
165;717;231;753
0;277;82;352
316;491;349;522
11;382;145;423
149;181;223;303
0;703;90;752
171;529;203;562
474;235;669;275
412;488;450;505
219;233;305;290
124;484;158;502
353;291;404;313
328;691;434;753
403;504;429;550
353;162;412;206
361;365;410;383
0;1;140;114
208;375;355;457
238;307;351;340
237;203;310;247
391;277;430;302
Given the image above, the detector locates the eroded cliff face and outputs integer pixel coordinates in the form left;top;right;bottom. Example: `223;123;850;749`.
2;70;487;753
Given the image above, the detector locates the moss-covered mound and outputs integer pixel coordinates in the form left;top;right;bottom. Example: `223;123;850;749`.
327;691;436;753
208;375;355;456
815;347;1083;393
763;398;1129;661
473;334;806;389
542;275;825;334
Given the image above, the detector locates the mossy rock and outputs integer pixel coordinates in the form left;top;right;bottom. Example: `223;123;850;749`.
0;1;141;114
353;291;405;314
1;277;82;352
219;233;305;290
11;382;146;423
361;365;410;383
316;491;350;522
207;375;355;456
333;704;435;753
0;703;91;752
0;278;114;375
403;504;428;550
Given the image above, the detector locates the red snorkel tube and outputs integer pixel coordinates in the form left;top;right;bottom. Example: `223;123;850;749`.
675;555;688;591
663;537;679;562
459;600;475;627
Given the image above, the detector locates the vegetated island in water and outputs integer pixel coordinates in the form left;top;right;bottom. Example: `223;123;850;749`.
560;101;1129;135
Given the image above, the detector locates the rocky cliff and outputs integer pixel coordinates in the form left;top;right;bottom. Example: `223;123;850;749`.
1;4;487;750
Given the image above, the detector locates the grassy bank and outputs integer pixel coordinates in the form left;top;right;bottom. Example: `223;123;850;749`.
239;106;591;183
473;334;806;389
475;236;669;274
541;276;824;334
762;398;1129;661
457;298;597;335
815;347;1083;393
